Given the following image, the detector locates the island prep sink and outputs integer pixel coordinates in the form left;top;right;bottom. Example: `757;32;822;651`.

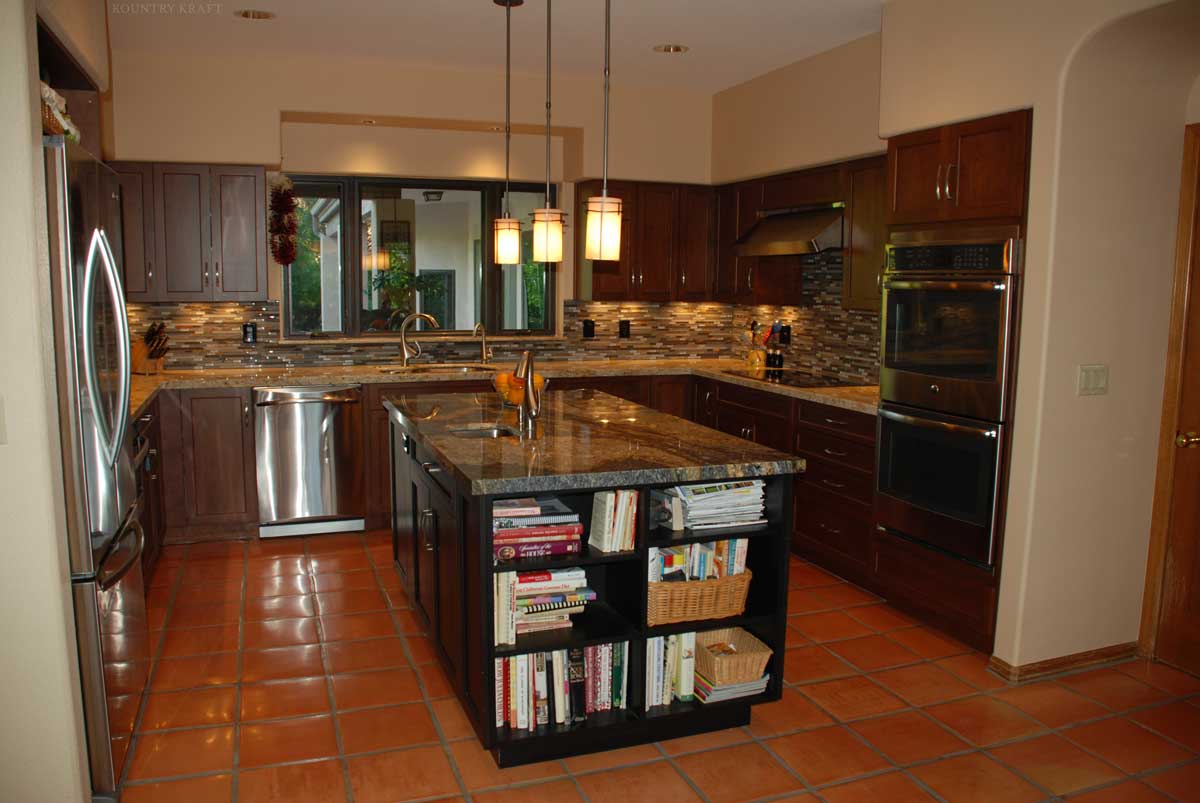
448;424;519;439
380;363;500;375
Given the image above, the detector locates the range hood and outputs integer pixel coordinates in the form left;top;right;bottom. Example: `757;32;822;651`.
734;202;845;257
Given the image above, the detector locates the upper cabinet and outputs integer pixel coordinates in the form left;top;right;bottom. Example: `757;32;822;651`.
886;110;1031;224
109;161;268;302
842;157;888;310
676;186;715;301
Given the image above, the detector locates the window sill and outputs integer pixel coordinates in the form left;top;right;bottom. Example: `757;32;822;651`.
276;333;568;346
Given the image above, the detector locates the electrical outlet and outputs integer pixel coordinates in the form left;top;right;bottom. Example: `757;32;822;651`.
1077;364;1109;396
582;319;596;339
779;325;792;345
618;320;631;339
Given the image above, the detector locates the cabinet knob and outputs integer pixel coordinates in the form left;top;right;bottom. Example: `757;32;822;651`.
421;509;437;551
929;384;941;394
1177;431;1200;449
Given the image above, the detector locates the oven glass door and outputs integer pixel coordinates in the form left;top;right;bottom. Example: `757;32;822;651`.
876;404;1002;566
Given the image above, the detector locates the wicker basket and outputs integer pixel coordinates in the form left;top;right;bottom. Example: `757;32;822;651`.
695;627;772;686
646;570;751;626
41;100;65;136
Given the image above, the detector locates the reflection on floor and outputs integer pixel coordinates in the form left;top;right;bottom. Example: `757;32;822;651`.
118;532;1200;803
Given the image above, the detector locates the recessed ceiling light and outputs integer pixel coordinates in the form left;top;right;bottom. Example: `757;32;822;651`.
653;44;689;54
234;9;275;20
423;191;444;202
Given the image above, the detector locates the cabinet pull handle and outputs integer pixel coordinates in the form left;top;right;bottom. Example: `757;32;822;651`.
817;522;842;535
243;403;250;427
747;264;755;292
214;261;221;287
421;461;443;475
822;447;848;458
823;417;848;427
421;509;437;551
147;260;153;286
704;391;714;414
935;165;944;201
821;479;846;490
203;263;209;287
945;164;956;201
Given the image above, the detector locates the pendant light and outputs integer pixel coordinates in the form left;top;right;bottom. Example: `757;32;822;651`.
585;0;621;261
494;0;522;265
531;0;564;263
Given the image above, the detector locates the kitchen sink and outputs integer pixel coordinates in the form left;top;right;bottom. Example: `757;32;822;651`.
448;425;519;439
380;363;501;375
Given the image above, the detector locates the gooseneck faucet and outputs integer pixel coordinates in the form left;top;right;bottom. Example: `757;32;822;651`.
513;350;542;434
398;312;441;367
473;322;493;364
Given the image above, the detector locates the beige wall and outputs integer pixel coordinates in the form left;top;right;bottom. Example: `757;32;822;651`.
1189;75;1200;122
710;33;884;183
35;0;109;90
0;1;90;800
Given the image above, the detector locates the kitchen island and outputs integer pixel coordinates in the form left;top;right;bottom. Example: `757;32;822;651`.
383;388;802;766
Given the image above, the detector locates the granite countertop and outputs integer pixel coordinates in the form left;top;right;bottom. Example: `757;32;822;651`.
384;389;805;496
130;359;879;419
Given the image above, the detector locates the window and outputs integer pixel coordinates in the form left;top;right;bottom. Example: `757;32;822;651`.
283;176;556;337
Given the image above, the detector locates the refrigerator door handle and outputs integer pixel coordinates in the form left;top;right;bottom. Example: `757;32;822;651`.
100;227;131;461
79;228;131;468
97;517;144;591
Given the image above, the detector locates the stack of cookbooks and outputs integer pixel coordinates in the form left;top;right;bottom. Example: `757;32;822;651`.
694;672;770;704
493;497;583;561
650;480;766;530
643;633;696;710
495;642;630;731
647;538;749;582
494;568;595;646
588;489;638;552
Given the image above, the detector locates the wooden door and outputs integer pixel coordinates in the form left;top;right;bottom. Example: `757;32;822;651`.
154;163;212;301
886;127;947;224
843;157;887;311
414;476;438;631
946;110;1030;221
430;482;462;681
110;163;157;302
389;424;417;592
714;186;738;302
1151;124;1200;674
210;165;268;301
634;184;678;301
178;388;257;526
583;180;637;301
676;186;714;301
715;401;756;442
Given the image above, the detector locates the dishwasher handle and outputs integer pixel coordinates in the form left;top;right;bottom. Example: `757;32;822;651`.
256;395;361;407
254;385;362;407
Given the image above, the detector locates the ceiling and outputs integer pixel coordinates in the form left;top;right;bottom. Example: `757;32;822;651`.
107;0;882;94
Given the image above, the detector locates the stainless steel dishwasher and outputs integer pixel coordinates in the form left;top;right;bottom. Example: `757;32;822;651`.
255;385;365;537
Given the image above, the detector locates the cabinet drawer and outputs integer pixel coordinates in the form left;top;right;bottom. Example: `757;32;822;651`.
718;381;793;419
413;442;453;497
795;423;874;472
797;400;875;441
801;457;873;505
794;485;871;568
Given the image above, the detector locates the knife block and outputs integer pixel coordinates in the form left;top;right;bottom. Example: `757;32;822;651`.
131;341;163;375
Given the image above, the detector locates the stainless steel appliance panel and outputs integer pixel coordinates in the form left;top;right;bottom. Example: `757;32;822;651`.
256;385;365;525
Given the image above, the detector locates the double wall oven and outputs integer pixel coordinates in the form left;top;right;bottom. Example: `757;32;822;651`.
876;225;1021;569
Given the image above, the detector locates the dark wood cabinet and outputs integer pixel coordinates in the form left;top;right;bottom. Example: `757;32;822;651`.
409;445;464;682
842;157;887;312
761;166;841;209
110;163;156;302
551;376;652;406
154;163;212;302
390;424;417;591
886;109;1030;224
175;388;257;527
714;186;738;302
693;378;719;427
714;382;794;454
634;184;678;301
648;375;694;419
210;165;268;301
135;401;165;585
414;473;439;630
675;186;715;301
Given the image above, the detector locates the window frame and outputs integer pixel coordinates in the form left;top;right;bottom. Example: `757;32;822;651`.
282;174;557;339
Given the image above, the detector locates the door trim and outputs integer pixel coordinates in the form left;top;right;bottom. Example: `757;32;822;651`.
1139;123;1200;656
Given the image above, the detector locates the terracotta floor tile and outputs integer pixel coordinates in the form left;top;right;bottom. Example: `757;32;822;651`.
798;676;907;721
1065;717;1194;774
935;654;1010;691
245;537;307;558
576;761;703;803
747;687;833;737
119;774;233;803
887;627;971;659
166;601;241;629
448;739;567;790
658;727;752;755
927;696;1045;746
1059;668;1170;711
994;682;1110;727
313;570;379;592
846;604;917;632
405;635;437;665
785;625;812;648
676;742;801;803
108;693;140;734
238;759;347;803
789;563;841;589
125;726;234;780
1145;761;1200;800
332;667;424;709
245;556;309;577
911;753;1044;803
238;713;339;768
870;663;976;706
768;725;891;785
150;652;238;690
788;588;839;615
325;637;410;674
148;564;180;589
147;606;168;631
188;542;245;560
240;676;330;721
392;608;428;635
242;617;319;650
850;710;970;764
159;623;240;657
245;574;312;599
309;552;373;574
174;580;242;604
245;594;316;621
242;644;324;682
1065;780;1174;802
826;635;922;672
416;660;455;698
178;562;243;586
306;533;369;553
810;583;880;608
1131;701;1200;751
1116;659;1200;696
431;697;476;740
339;702;439;754
347;745;462;803
563;743;662;774
820;772;939;802
319;611;398;642
990;733;1123;796
789;611;877;643
783;646;857;684
384;587;412;610
471;779;584;803
139;687;236;730
316;588;388;615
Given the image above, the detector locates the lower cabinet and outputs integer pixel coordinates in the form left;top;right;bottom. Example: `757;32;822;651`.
135;400;165;584
693;378;719;428
551;376;652;406
714;382;794;454
648;375;694;419
390;426;417;590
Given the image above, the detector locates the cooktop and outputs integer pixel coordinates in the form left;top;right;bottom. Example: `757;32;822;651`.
721;369;851;388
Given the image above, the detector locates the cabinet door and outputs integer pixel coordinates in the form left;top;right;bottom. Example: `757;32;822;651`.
715;401;756;442
649;376;694;419
752;256;802;306
736;181;763;239
414;478;438;630
430;482;463;681
842;157;887;311
946;110;1030;221
110;163;157;302
886;128;947;225
178;388;257;526
210;165;268;301
761;166;842;210
366;407;392;529
390;424;416;592
584;180;637;301
551;376;651;406
693;379;719;428
714;186;738;302
676;186;714;301
634;184;678;301
154;163;213;301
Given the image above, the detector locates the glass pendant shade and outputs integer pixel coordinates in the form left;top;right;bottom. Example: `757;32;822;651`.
532;208;564;263
584;195;622;261
494;217;521;265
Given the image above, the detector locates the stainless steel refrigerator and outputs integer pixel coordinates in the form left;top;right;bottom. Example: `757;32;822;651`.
45;136;147;802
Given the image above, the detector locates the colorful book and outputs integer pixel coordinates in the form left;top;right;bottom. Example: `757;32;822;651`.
494;523;584;540
494;498;542;517
567;647;587;723
494;541;582;561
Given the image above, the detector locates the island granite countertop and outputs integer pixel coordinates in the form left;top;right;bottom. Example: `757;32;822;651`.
383;389;805;496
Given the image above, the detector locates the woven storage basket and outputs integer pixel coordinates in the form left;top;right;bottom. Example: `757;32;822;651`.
41;101;64;136
646;570;751;626
695;626;772;686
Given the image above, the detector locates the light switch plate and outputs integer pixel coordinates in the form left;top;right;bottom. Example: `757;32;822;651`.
1078;364;1109;396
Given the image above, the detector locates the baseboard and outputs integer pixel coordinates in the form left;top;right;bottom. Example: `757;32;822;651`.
987;642;1138;684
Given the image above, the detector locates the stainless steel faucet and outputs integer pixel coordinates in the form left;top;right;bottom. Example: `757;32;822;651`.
472;322;493;364
398;312;441;367
513;350;542;434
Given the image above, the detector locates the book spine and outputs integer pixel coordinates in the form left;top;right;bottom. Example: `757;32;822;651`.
611;642;623;710
494;514;580;530
550;650;565;725
516;569;586;584
516;655;530;731
600;644;612;711
583;646;595;715
534;653;549;726
619;641;629;710
493;503;541;517
678;632;695;702
508;657;517;728
494;523;585;540
511;581;588;596
559;649;572;723
494;541;582;560
495;658;505;727
734;538;748;574
519;599;591;615
567;647;587;722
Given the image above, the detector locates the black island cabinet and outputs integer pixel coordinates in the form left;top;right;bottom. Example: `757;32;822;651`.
384;388;799;767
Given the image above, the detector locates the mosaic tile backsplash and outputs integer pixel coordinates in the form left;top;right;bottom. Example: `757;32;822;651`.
127;253;880;385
